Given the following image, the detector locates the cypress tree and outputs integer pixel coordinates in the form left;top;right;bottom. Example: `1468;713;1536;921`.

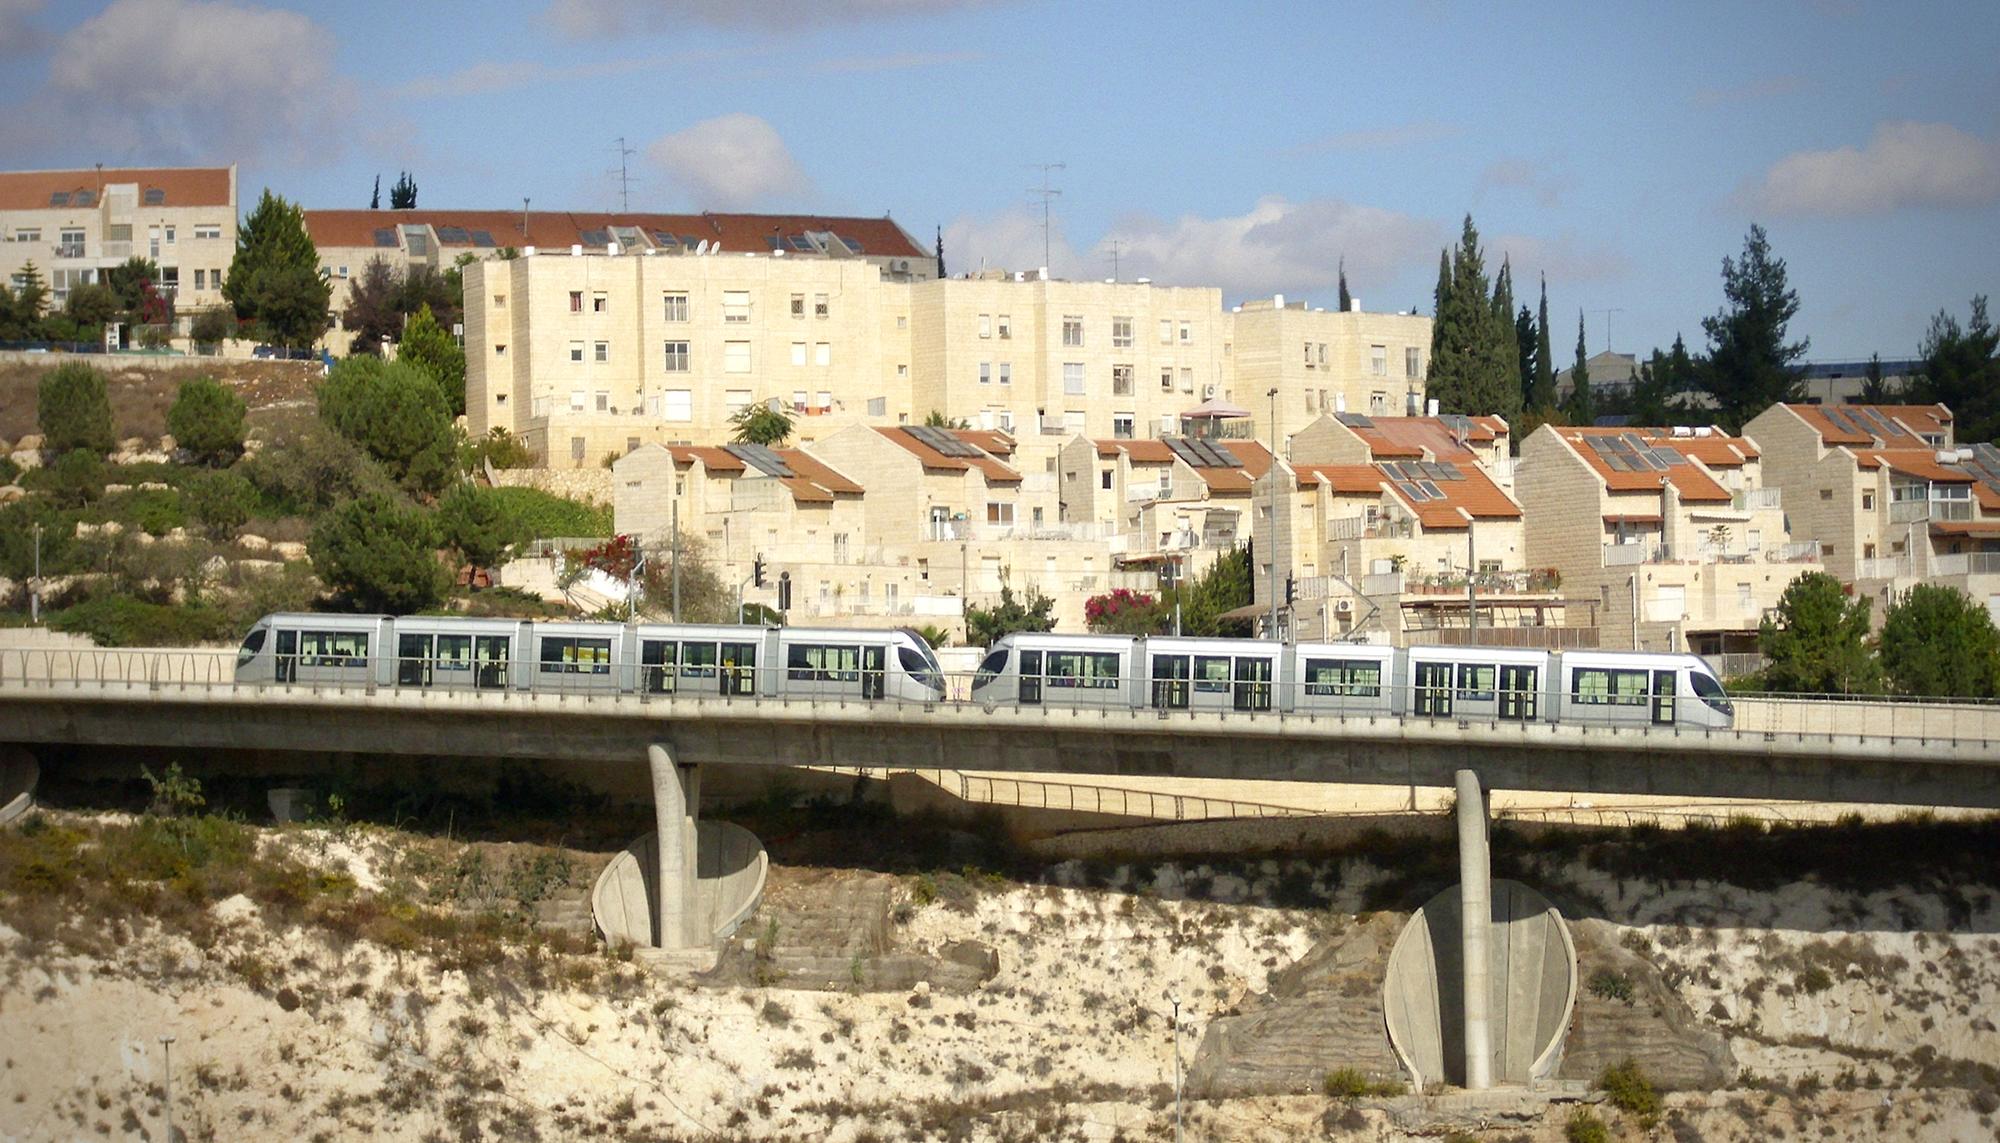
1515;305;1537;412
1565;310;1593;424
1489;256;1521;419
935;226;946;279
370;174;380;210
1338;257;1352;313
1532;275;1556;410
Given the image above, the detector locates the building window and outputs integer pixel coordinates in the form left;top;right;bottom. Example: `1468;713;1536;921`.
814;293;829;318
1158;319;1172;345
594;391;609;412
815;342;830;366
1819;489;1833;500
997;314;1011;339
1112;316;1133;348
11;227;39;242
569;341;584;363
791;390;807;410
193;224;221;240
724;341;751;373
987;502;1015;527
1369;345;1388;376
1064;362;1085;396
493;293;507;308
1161;367;1174;391
1062;315;1083;347
1101;470;1114;490
978;313;991;338
792;341;808;367
593;341;608;363
592;293;608;313
999;410;1014;431
1113;413;1135;439
723;291;750;323
1112;364;1133;396
791;293;805;318
867;397;886;416
571;437;586;462
1406;347;1421;377
1862;492;1874;510
495;344;507;356
569;291;583;313
1178;321;1192;345
663;293;688;321
1318;343;1327;366
979;363;991;385
663;390;692;422
193;269;206;290
663;341;689;371
726;389;751;414
1370;391;1388;416
1180;368;1193;391
1304;342;1314;368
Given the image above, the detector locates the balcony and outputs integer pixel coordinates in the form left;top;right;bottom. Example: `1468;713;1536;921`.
1732;487;1782;511
1126;481;1174;503
1890;498;1974;524
1329;515;1415;541
1930;552;2000;578
1404;568;1562;595
54;243;86;260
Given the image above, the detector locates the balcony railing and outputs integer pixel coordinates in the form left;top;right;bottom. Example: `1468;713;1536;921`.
1404;569;1562;595
1890;499;1975;523
1606;539;1819;567
54;243;86;259
1732;488;1782;511
1930;552;2000;578
1126;481;1174;503
1329;515;1415;541
1856;556;1910;580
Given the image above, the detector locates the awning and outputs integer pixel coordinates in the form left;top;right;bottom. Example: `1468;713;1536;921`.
1181;398;1252;419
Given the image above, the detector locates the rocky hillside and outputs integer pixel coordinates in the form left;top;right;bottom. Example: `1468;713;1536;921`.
0;797;1996;1141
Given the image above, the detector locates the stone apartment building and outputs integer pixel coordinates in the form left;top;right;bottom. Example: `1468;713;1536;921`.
1229;297;1434;442
0;165;237;323
308;208;932;354
1519;423;1822;655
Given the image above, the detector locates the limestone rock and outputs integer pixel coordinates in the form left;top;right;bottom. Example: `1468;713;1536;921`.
9;450;41;471
237;534;270;552
15;434;42;452
0;485;23;504
1558;918;1733;1090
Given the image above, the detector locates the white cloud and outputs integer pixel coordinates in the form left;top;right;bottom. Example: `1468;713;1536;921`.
1097;197;1443;299
549;0;999;35
943;208;1080;278
9;0;351;164
1486;231;1633;285
1480;158;1570;209
0;0;47;55
1292;121;1461;155
646;113;812;209
1743;121;2000;216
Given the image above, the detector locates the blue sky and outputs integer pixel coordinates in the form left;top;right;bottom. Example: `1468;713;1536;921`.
3;0;1996;361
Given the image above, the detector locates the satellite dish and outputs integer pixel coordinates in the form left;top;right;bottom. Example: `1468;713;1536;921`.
695;239;710;255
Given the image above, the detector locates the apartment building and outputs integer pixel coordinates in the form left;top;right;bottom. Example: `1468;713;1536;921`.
0;165;237;319
466;251;916;464
309;208;931;349
1520;423;1822;655
1229;297;1433;443
1055;435;1275;565
1264;414;1544;643
613;442;866;566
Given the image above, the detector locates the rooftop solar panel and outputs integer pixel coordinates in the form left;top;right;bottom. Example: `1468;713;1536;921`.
435;226;470;243
142;188;165;205
838;235;865;254
725;442;794;478
72;191;93;207
906;425;985;458
580;229;609;245
1335;412;1374;428
372;228;398;247
470;230;496;247
47;191;69;206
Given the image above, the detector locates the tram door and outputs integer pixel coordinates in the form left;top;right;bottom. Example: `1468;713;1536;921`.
397;633;432;687
1414;662;1453;717
1018;650;1043;705
640;640;675;694
1498;664;1538;721
1151;654;1190;710
275;629;298;684
474;636;510;689
1233;656;1273;712
1650;669;1677;725
861;646;886;700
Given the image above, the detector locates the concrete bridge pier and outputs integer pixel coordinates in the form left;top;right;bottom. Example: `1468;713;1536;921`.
1455;767;1493;1091
650;742;703;951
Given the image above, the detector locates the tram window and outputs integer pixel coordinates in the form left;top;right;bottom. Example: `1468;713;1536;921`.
1193;655;1231;693
1456;664;1496;701
237;628;266;666
973;649;1008;687
436;634;472;671
1304;658;1382;696
298;630;368;667
720;642;758;694
789;643;861;682
540;637;612;674
897;646;942;691
680;642;718;679
1048;650;1122;688
1690;671;1734;715
1572;667;1649;705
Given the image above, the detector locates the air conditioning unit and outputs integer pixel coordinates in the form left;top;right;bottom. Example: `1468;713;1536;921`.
890;258;911;274
1202;383;1216;399
1335;599;1353;614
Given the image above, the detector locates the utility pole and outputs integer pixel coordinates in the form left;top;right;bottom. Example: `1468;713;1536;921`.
520;197;531;241
1027;162;1065;274
612;137;636;212
1267;387;1280;641
1103;239;1124;283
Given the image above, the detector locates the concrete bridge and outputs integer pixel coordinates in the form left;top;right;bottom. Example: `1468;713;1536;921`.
4;645;1998;1091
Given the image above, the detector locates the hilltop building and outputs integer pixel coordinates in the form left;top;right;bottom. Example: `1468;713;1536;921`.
0;165;237;320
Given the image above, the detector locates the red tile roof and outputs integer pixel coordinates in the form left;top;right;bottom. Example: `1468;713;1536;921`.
1093;439;1176;463
1293;464;1387;495
0;166;232;211
1852;449;1976;483
1554;427;1734;503
303;209;925;258
876;427;1021;483
667;445;745;472
1379;465;1521;529
663;444;861;503
1785;403;1953;447
1930;521;2000;538
1339;417;1492;461
777;449;863;497
1563;424;1759;466
953;429;1015;457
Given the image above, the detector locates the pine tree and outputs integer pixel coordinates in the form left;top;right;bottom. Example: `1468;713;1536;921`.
1697;224;1807;432
1532;275;1556;410
225;189;330;349
1911;298;1999;442
370;174;380;210
1337;257;1352;313
390;171;418;210
1564;310;1593;424
1859;353;1892;403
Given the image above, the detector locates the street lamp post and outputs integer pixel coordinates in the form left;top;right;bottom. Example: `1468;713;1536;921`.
30;521;42;624
1267;387;1279;640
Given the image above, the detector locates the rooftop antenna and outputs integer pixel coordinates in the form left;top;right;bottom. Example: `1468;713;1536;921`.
611;137;637;212
1103;239;1124;283
1027;161;1065;275
1596;307;1625;354
520;197;530;239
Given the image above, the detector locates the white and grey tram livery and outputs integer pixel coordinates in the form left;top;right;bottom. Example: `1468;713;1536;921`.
233;614;947;703
968;634;1735;729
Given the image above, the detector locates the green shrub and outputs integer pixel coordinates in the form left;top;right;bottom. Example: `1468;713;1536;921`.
1795;965;1834;994
167;376;248;467
48;595;234;646
486;486;612;538
1322;1066;1405;1101
185;470;253;539
32;448;107;507
1587;968;1635;1004
117;489;185;536
1600;1059;1661;1126
1564;1107;1609;1143
37;361;114;457
0;455;19;485
308;493;448;613
462;427;536;471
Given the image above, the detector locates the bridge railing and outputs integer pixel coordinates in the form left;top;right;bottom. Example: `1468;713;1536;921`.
3;646;1998;747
